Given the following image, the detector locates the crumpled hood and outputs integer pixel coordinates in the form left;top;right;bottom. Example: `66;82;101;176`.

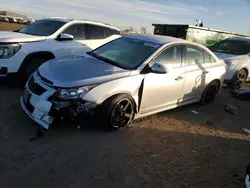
0;31;46;43
38;54;131;88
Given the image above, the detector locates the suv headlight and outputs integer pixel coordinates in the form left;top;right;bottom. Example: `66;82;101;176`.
56;85;96;100
0;44;21;59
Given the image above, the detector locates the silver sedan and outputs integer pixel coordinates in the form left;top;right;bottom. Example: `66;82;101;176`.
21;34;226;131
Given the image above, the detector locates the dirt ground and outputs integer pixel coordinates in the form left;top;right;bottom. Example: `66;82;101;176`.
0;23;250;188
0;76;249;188
0;21;25;31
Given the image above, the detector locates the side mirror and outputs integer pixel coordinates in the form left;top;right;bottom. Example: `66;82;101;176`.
57;33;74;41
151;63;168;74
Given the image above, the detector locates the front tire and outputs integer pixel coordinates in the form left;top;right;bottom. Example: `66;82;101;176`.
228;69;247;89
98;94;135;131
200;80;219;104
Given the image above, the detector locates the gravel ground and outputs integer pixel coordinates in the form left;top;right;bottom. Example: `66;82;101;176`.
0;77;250;188
0;21;25;31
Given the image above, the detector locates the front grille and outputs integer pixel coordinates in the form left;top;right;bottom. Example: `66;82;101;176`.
23;93;34;113
28;76;47;96
26;100;35;113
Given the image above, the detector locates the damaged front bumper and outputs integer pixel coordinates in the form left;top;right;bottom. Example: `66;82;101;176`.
20;73;97;129
20;96;54;129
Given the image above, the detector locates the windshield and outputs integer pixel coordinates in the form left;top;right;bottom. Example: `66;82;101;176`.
210;39;250;55
18;20;66;36
91;37;160;69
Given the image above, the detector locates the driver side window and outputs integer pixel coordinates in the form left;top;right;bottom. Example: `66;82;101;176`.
63;24;85;40
154;45;182;67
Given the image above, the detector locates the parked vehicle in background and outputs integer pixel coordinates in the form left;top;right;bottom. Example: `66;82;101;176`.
20;35;226;131
17;18;24;24
26;19;35;25
209;37;250;88
8;17;17;23
8;17;14;23
0;17;121;81
0;17;6;22
153;24;249;47
0;17;9;22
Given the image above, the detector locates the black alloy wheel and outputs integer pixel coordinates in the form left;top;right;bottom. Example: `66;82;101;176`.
110;98;134;130
200;81;219;104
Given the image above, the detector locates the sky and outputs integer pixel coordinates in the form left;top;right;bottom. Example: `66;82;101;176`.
1;0;250;34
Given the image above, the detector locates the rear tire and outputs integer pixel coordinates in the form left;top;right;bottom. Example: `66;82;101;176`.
228;69;247;89
200;80;219;104
97;94;135;131
21;57;47;83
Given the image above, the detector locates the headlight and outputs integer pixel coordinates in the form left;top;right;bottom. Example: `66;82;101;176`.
0;44;21;59
56;85;96;100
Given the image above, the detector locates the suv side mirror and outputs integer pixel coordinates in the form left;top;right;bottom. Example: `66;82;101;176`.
57;33;74;41
151;63;168;74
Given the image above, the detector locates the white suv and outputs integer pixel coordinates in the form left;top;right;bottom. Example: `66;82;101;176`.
0;17;121;80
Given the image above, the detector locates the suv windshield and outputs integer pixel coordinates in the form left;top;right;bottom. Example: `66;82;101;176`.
90;37;160;69
18;20;66;36
210;39;250;55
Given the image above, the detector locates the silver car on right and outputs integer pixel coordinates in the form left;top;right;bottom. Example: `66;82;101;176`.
210;37;250;88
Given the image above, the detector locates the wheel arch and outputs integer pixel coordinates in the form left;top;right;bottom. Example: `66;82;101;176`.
211;79;221;91
100;92;139;114
18;51;55;72
241;67;249;78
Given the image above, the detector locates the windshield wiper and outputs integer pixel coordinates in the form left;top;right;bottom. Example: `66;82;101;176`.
87;52;126;69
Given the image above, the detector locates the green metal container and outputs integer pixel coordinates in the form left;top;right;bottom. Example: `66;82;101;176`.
152;24;249;47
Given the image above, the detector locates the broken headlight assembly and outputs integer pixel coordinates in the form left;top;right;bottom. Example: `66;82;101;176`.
56;85;97;100
0;44;21;59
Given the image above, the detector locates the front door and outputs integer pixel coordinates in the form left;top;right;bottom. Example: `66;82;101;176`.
62;24;90;47
140;45;185;113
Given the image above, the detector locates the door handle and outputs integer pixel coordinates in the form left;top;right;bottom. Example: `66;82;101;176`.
202;70;209;74
175;76;183;81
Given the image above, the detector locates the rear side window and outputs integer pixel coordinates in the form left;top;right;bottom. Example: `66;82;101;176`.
108;28;121;36
185;45;204;65
185;45;216;65
86;24;107;39
63;24;85;40
204;51;216;63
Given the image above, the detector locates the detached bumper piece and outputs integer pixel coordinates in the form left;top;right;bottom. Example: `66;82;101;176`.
20;96;54;129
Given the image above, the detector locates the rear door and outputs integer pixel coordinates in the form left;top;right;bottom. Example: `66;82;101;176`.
180;44;217;101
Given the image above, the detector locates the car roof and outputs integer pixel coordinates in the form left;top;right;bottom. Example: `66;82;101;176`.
227;37;250;42
125;34;185;45
42;17;120;31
